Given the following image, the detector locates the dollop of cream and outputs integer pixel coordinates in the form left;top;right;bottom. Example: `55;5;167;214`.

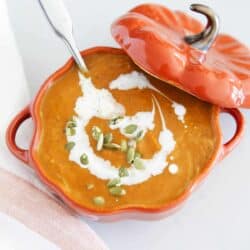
168;164;179;175
75;73;125;120
172;102;186;123
110;71;187;123
110;71;150;90
66;72;176;185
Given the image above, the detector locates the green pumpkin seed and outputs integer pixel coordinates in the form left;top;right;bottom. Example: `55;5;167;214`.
109;186;126;196
92;126;102;140
109;116;124;125
127;146;135;164
134;151;141;160
124;124;138;134
107;178;120;188
134;158;145;170
135;130;144;141
80;153;89;165
67;122;76;128
96;133;104;151
103;143;121;150
66;127;76;136
65;142;75;151
104;133;113;144
93;196;105;206
86;184;94;190
119;167;129;177
120;140;128;152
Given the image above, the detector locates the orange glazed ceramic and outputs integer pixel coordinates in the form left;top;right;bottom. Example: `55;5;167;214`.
6;47;245;221
111;4;250;108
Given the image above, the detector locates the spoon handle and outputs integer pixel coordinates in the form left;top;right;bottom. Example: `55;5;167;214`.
38;0;88;73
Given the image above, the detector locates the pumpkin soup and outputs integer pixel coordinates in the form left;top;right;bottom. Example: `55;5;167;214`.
36;51;219;211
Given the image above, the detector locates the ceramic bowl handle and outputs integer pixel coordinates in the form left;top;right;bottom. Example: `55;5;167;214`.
6;106;31;165
221;108;245;159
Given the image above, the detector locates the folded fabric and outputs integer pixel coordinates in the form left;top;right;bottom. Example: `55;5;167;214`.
0;169;108;250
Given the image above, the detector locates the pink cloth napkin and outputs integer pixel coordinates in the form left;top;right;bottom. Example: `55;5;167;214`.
0;168;108;250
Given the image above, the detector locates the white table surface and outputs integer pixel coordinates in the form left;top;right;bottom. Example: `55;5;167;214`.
6;0;250;249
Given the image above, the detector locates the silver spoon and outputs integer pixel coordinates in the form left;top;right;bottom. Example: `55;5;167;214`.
38;0;89;75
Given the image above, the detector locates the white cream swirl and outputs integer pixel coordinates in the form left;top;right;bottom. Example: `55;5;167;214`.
66;72;178;185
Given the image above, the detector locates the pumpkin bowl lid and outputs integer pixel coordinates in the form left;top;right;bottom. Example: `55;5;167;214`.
111;3;250;108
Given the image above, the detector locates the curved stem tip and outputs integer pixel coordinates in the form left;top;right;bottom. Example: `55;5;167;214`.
184;4;220;52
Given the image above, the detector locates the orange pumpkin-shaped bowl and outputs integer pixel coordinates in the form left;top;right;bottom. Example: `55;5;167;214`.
6;47;245;221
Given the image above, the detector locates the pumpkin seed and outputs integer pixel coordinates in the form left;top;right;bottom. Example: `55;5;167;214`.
104;133;113;144
96;133;104;151
66;127;76;136
109;116;124;125
65;142;75;151
80;153;89;165
92;126;102;140
134;151;141;160
86;184;94;190
93;196;105;206
127;146;135;164
135;130;144;141
134;158;145;170
120;139;128;152
67;121;76;128
119;166;129;177
124;124;138;134
107;178;120;188
109;186;126;196
103;143;121;150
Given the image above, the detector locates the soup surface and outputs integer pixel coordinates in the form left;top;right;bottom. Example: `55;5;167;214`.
36;50;220;211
